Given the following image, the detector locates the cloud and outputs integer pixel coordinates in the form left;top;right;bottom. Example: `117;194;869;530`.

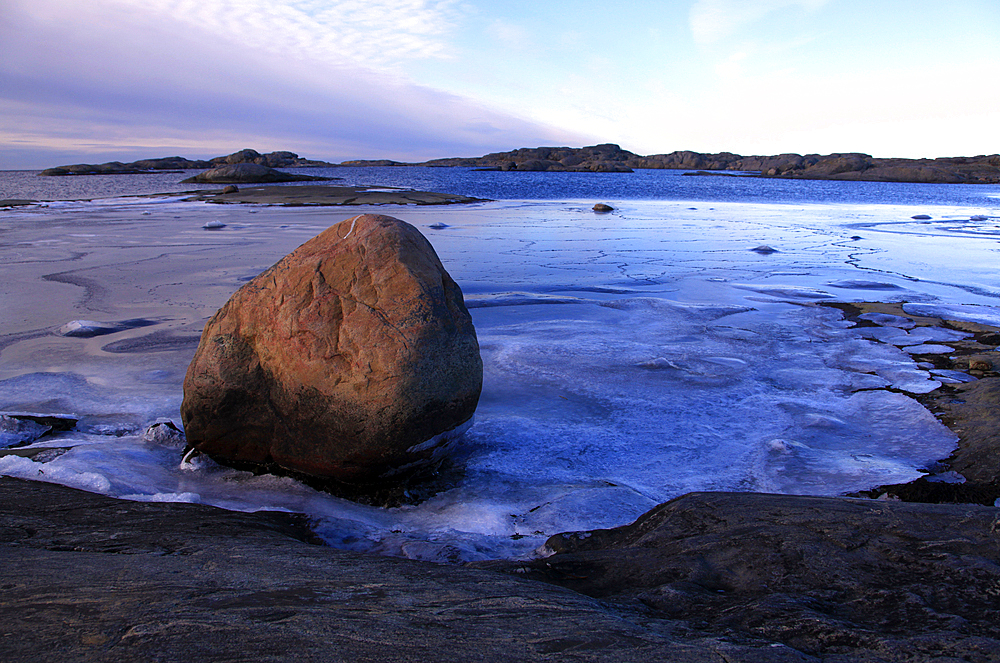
689;0;830;45
0;0;582;167
486;18;532;47
108;0;464;69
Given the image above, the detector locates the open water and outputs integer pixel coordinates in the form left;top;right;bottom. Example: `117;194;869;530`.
1;166;999;561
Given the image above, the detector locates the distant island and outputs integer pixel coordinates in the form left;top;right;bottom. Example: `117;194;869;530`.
348;143;1000;184
38;149;335;176
40;144;1000;185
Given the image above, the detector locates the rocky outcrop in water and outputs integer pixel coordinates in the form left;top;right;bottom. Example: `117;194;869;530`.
422;143;637;172
39;149;334;176
181;214;482;491
180;163;331;184
356;144;1000;184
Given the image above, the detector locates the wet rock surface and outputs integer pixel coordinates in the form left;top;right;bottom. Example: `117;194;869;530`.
481;491;1000;662
5;477;1000;662
181;214;482;489
0;477;811;663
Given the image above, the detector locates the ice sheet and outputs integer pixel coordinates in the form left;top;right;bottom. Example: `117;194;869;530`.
2;197;997;561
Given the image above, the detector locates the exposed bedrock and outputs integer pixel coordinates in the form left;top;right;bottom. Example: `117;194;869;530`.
480;491;1000;661
5;478;1000;662
181;214;482;490
180;163;332;184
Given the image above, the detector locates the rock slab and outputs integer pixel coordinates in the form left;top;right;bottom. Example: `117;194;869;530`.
180;163;331;184
482;491;1000;661
181;214;482;486
0;477;793;663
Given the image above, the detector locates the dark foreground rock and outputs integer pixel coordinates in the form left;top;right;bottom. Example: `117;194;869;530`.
481;491;1000;662
4;477;999;662
0;477;813;663
180;163;332;184
181;215;482;490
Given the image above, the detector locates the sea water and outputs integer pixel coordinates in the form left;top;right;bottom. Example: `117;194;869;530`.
1;168;999;561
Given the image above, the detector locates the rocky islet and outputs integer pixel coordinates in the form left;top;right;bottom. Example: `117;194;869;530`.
38;144;1000;184
349;143;1000;184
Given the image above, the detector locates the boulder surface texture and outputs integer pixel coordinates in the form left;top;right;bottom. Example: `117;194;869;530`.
181;214;482;485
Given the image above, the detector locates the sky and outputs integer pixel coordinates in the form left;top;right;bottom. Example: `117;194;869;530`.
1;0;999;169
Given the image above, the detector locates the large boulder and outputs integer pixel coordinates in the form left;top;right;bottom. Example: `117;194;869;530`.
181;163;330;184
181;214;482;488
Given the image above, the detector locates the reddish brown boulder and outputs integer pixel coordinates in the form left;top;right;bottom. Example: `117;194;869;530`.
181;214;481;487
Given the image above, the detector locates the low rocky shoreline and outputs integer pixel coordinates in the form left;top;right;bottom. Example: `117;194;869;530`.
347;143;1000;185
182;184;486;206
37;149;335;177
36;144;1000;185
829;302;1000;506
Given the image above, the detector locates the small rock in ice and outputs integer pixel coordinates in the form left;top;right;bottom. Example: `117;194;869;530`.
750;245;778;254
593;203;614;213
142;421;186;447
57;320;121;337
203;220;227;230
767;439;791;453
911;214;932;220
970;215;989;221
638;357;680;370
428;223;450;229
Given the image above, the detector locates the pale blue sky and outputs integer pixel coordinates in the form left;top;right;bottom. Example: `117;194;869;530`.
1;0;998;168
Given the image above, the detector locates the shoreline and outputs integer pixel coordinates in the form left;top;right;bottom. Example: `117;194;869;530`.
178;184;488;206
3;184;488;208
829;301;1000;505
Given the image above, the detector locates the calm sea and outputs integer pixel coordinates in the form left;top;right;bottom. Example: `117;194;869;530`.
2;166;999;208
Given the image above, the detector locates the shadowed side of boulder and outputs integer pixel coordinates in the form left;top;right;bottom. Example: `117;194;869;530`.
181;214;482;490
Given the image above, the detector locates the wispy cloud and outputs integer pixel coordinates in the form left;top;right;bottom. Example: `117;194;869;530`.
115;0;464;68
0;0;582;167
689;0;830;45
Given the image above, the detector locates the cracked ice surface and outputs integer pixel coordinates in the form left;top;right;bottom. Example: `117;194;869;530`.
0;197;997;562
